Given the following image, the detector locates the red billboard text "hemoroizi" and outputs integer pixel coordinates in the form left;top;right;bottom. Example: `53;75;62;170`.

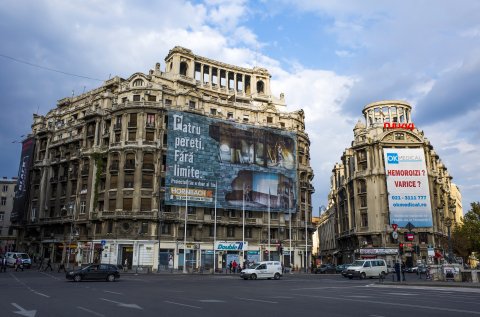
383;122;415;131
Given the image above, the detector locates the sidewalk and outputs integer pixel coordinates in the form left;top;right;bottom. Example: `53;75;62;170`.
377;278;480;288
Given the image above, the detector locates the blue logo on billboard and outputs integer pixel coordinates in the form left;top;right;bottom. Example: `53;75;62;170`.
387;153;399;164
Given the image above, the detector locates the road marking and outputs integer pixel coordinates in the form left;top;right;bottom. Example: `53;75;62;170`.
346;295;371;298
164;301;202;309
236;297;278;304
386;292;416;296
11;303;36;317
198;299;225;303
103;290;123;295
100;298;142;310
295;293;480;315
77;306;105;317
10;273;50;298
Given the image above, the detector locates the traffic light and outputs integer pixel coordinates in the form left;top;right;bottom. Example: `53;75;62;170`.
398;243;404;255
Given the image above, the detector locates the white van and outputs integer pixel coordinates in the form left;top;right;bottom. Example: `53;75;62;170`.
344;259;387;279
5;252;32;268
240;261;283;280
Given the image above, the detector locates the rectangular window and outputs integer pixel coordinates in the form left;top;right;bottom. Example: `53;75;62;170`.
243;114;249;122
128;130;136;141
161;223;170;234
80;201;86;214
210;108;217;115
124;174;134;188
146;113;155;127
133;95;141;102
165;99;172;107
0;212;4;221
141;222;148;234
246;227;252;238
107;221;113;233
227;226;235;237
361;213;368;227
227;112;234;119
147;95;156;102
145;131;154;141
142;174;153;188
209;225;214;237
267;116;273;123
123;198;133;211
186;225;193;237
140;198;151;211
1;197;6;206
96;222;102;234
188;206;196;215
109;198;116;211
189;100;196;109
2;185;7;192
110;175;118;188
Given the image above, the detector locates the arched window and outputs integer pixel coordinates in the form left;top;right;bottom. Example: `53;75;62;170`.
256;80;264;94
180;62;188;76
133;79;144;87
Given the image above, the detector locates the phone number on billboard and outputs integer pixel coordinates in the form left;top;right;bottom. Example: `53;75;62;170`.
391;195;427;200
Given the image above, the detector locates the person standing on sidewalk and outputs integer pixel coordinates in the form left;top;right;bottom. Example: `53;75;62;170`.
401;262;407;281
1;256;7;272
394;262;401;282
44;258;53;271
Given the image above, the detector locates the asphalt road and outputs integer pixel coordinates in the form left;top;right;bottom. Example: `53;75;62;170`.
1;270;480;317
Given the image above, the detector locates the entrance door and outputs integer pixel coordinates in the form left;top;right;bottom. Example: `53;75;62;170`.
121;245;133;269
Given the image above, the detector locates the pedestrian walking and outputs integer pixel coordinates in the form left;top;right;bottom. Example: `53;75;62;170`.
1;256;7;272
228;261;233;274
44;258;53;271
232;260;238;273
37;257;44;271
15;257;24;272
58;259;66;273
123;258;128;272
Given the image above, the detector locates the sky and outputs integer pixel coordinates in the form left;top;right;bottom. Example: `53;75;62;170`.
0;0;479;217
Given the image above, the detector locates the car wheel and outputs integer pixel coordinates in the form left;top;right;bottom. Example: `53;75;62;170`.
107;274;116;282
73;275;82;282
251;273;257;280
274;273;280;280
360;272;366;280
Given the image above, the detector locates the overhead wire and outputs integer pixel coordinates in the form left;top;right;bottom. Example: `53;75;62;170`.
0;53;105;82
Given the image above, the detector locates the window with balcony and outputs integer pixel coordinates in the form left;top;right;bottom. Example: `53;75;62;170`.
109;198;116;211
146;113;155;128
80;201;86;214
110;175;118;189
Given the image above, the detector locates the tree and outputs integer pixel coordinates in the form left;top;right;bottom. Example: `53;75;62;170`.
452;202;480;262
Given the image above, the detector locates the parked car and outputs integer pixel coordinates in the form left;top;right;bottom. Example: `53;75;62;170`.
240;261;283;280
335;264;349;274
66;264;120;282
5;252;32;268
314;264;336;274
344;259;387;279
341;264;354;277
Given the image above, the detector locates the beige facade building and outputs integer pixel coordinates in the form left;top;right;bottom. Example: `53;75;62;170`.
12;47;314;271
0;177;17;253
325;100;461;267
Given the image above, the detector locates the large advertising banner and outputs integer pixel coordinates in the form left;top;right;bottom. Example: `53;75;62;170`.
383;148;432;227
11;137;35;222
165;110;297;213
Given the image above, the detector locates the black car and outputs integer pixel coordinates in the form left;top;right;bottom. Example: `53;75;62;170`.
66;264;120;282
314;264;336;274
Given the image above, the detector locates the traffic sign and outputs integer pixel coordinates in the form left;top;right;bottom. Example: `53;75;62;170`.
392;231;398;240
392;224;398;231
101;240;106;246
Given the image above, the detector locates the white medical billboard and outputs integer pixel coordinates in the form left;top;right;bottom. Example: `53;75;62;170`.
383;148;433;228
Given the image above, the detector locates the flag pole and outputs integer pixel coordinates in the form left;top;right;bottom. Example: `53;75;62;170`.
213;181;217;274
268;187;271;261
242;183;245;267
183;181;188;274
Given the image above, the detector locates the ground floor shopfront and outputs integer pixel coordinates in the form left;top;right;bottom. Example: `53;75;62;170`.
27;239;311;272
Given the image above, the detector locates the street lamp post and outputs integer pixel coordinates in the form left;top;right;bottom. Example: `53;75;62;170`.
444;217;453;264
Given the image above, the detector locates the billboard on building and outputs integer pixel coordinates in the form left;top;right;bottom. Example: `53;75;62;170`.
165;110;297;212
383;148;433;227
11;137;35;222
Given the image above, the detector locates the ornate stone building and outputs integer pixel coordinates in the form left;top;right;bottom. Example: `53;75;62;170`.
12;47;314;271
0;177;17;253
327;100;460;267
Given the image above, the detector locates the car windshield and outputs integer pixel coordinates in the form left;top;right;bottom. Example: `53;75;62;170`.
352;260;365;266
